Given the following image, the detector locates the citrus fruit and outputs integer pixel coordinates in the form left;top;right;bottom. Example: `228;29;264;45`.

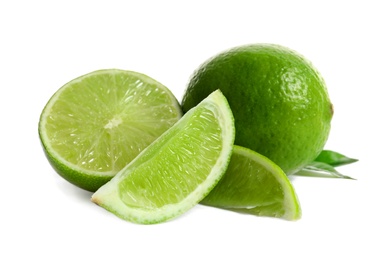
182;43;333;175
202;145;301;220
39;69;182;192
91;90;235;224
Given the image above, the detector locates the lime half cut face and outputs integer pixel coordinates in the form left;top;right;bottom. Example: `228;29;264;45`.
39;69;182;192
91;90;235;224
202;145;301;220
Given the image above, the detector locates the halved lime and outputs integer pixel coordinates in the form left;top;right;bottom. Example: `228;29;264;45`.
39;69;182;192
91;90;235;224
202;145;301;220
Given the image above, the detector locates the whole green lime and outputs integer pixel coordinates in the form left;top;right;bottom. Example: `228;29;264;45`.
181;44;333;175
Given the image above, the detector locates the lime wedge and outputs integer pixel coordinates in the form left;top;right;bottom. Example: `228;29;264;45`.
202;145;301;220
91;90;235;224
39;69;182;192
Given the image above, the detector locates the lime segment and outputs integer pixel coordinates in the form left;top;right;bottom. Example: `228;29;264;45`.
39;69;182;191
202;145;301;220
91;90;235;224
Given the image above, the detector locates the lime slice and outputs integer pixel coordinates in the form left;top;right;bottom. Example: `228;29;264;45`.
39;69;182;192
91;90;235;224
202;145;301;220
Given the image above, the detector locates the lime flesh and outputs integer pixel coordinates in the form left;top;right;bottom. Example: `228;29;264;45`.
202;145;301;220
91;90;235;224
39;69;182;191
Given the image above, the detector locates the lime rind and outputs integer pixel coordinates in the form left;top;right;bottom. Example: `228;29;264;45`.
40;140;113;191
202;145;301;221
39;69;182;192
91;90;235;224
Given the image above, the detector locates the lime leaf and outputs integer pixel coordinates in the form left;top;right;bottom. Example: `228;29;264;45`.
315;150;358;167
295;161;355;180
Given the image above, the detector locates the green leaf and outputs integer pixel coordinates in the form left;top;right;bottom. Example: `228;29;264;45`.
315;150;358;167
294;161;356;180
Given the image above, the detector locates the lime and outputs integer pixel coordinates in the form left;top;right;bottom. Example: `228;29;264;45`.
202;145;301;220
91;90;235;224
39;69;182;192
182;44;333;174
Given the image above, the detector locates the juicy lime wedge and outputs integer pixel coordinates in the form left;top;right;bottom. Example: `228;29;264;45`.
202;145;301;220
91;90;235;224
39;69;182;192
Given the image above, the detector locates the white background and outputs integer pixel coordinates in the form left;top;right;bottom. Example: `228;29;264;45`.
1;0;391;259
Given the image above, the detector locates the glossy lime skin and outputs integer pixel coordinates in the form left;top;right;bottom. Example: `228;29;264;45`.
182;44;333;174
